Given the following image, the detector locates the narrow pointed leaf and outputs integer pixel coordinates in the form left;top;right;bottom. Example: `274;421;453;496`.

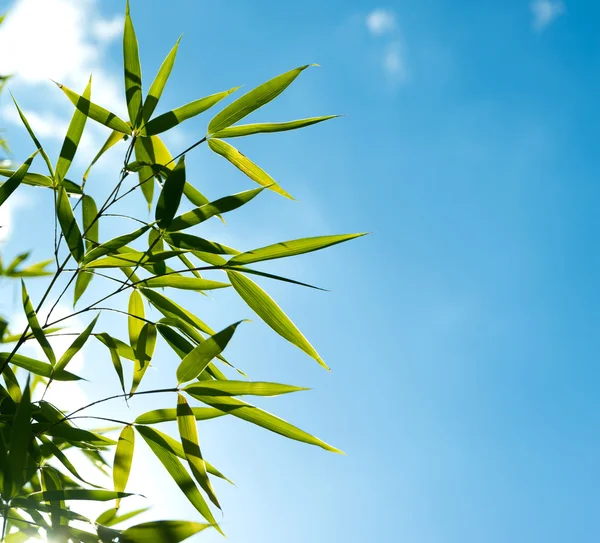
86;250;184;269
82;224;151;264
176;321;242;384
0;353;81;380
167;186;264;232
21;280;55;365
56;185;84;262
144;88;238;136
29;489;132;502
136;425;222;534
124;0;143;127
0;151;37;207
82;195;99;251
128;290;145;351
131;323;156;395
83;130;125;181
208;65;313;133
135;407;225;425
54;315;99;372
212;115;338;138
208;138;291;198
229;233;367;266
227;270;328;369
96;333;126;394
96;507;150;527
113;426;135;507
6;379;31;495
74;272;93;306
142;37;181;123
139;276;229;291
122;520;211;543
156;156;185;228
165;232;239;255
183;381;307;397
56;77;91;182
55;82;131;134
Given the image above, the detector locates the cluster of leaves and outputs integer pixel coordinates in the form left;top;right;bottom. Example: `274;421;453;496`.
0;2;364;541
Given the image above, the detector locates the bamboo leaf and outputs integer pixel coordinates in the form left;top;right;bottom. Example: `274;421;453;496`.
55;77;91;182
74;272;94;306
131;323;157;395
164;232;239;255
183;381;307;397
156;156;185;228
144;88;238;136
55;81;131;134
0;169;82;194
0;151;37;208
142;37;181;123
229;233;367;266
113;426;135;507
128;290;145;351
95;333;126;394
176;394;220;509
208;65;313;134
167;186;265;232
96;507;150;527
208;138;291;198
29;489;132;502
5;379;31;496
54;315;99;373
191;394;342;453
135;425;222;534
85;250;184;269
121;520;211;542
176;321;242;384
135;407;225;425
56;185;84;262
82;195;99;251
0;353;81;380
227;270;328;369
212;115;338;138
21;280;55;365
138;276;229;291
82;224;151;264
124;0;143;127
83;129;125;181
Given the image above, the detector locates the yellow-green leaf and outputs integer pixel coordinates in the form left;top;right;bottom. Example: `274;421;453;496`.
113;426;135;507
0;151;37;208
128;290;144;351
177;394;220;508
138;276;229;291
29;489;132;502
95;333;126;394
183;381;307;397
121;520;210;543
21;280;55;365
135;407;225;425
74;271;94;307
144;88;238;136
212;115;338;138
164;232;238;255
0;353;81;381
228;233;366;266
208;65;313;134
82;224;151;264
124;0;143;127
56;185;84;262
54;315;99;373
82;195;99;251
131;323;156;395
227;270;328;369
83;129;125;181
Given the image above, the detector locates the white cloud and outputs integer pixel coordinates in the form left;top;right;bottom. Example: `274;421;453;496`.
366;8;396;36
530;0;565;30
92;15;123;43
384;41;408;83
0;190;29;245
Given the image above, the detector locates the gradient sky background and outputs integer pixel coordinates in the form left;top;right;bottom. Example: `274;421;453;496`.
1;1;599;542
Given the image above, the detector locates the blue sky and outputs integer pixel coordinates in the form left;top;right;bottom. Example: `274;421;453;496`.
1;1;599;542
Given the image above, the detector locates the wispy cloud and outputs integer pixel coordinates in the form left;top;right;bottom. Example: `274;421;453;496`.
530;0;565;30
366;8;396;37
384;41;407;83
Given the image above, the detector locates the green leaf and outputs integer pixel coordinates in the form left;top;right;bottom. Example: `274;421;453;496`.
5;379;31;496
183;381;307;397
82;224;151;264
0;169;82;194
29;489;132;502
144;87;238;136
165;232;239;255
54;315;99;373
113;426;135;507
96;333;126;394
56;185;84;262
55;81;131;134
135;407;225;425
208;65;313;134
167;186;265;232
0;353;81;380
21;280;56;365
0;151;37;208
83;129;125;181
85;250;184;269
138;276;229;291
192;394;342;453
55;77;91;183
227;270;328;369
135;425;222;534
10;95;54;175
142;37;181;123
124;0;143;127
131;323;157;395
176;321;242;384
82;195;99;251
229;233;366;266
96;506;150;527
208;138;291;198
74;270;94;306
121;520;211;543
128;290;145;351
212;115;339;138
133;137;157;207
177;394;220;508
156;156;186;228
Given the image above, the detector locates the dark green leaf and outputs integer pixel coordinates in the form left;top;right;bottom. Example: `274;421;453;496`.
124;0;143;127
0;151;37;208
54;315;99;372
5;379;31;496
82;224;151;264
156;156;185;228
95;333;126;394
56;185;84;262
121;520;211;543
21;280;55;365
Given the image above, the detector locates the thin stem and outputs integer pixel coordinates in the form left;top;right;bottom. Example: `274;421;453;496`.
69;415;133;426
1;504;8;542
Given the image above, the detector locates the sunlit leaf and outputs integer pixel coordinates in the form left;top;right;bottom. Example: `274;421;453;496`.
0;151;37;208
135;407;225;425
113;425;135;507
82;224;151;264
183;381;307;397
128;290;145;351
95;333;126;394
56;185;84;262
131;323;157;395
29;489;132;502
21;280;55;365
0;354;80;380
82;195;99;251
138;276;229;291
121;520;211;543
212;115;338;138
54;315;99;373
124;0;143;127
74;270;94;306
83;129;125;181
96;506;150;527
164;232;239;255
